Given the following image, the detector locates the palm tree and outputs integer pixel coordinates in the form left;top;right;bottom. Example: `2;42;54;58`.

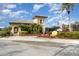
61;3;74;32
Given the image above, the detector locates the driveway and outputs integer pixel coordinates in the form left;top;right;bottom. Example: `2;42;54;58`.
0;36;79;56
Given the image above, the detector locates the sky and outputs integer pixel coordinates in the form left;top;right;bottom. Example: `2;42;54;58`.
0;3;79;28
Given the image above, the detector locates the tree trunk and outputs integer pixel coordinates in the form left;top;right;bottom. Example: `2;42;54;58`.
68;14;72;32
60;11;63;31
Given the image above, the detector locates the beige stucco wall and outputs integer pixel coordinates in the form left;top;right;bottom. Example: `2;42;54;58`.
33;18;38;24
11;24;21;36
10;17;46;35
33;17;45;34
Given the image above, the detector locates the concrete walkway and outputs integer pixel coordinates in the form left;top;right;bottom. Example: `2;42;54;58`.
0;36;79;45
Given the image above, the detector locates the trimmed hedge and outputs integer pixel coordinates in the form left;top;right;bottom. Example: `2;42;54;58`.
0;31;11;37
19;24;42;34
57;31;79;39
19;31;28;35
0;26;12;37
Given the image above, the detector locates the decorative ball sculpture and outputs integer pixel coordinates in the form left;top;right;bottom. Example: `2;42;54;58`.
50;31;58;37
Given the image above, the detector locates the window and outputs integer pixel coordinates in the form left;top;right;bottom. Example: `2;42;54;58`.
40;19;43;24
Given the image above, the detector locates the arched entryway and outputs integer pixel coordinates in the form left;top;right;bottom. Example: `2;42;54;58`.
13;27;19;35
11;25;21;36
14;27;18;34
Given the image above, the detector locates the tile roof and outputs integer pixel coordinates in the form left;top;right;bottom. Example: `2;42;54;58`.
33;16;47;19
10;20;33;24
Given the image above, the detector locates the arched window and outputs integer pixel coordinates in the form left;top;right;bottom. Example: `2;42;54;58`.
40;19;43;24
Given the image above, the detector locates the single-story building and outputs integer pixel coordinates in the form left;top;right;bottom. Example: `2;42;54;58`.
9;16;47;35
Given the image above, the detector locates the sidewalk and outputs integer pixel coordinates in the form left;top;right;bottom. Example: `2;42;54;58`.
0;36;79;44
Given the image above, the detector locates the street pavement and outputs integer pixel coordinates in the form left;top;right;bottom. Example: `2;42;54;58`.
0;36;79;56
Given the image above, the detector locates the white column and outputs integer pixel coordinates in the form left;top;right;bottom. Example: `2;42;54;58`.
42;25;45;34
18;27;21;35
11;26;14;34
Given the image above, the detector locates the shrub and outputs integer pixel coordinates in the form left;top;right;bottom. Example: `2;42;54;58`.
0;31;10;37
57;31;79;39
0;26;12;37
19;24;42;34
19;31;28;35
0;31;6;37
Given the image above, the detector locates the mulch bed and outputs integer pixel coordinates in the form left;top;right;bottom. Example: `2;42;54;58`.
19;34;57;39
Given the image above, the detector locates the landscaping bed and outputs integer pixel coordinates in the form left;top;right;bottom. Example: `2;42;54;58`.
57;31;79;39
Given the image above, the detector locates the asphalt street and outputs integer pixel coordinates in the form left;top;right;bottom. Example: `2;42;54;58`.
0;40;79;56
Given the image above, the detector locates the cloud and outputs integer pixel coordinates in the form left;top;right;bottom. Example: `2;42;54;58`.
45;13;75;27
62;9;67;15
1;9;30;20
32;3;61;14
53;11;61;14
3;4;16;9
33;4;44;12
46;11;68;26
10;10;29;18
46;15;60;24
48;4;61;12
45;16;60;27
53;9;67;15
59;16;76;25
0;16;6;21
2;9;11;14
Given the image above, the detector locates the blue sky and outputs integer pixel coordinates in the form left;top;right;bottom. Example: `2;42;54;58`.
0;3;79;27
